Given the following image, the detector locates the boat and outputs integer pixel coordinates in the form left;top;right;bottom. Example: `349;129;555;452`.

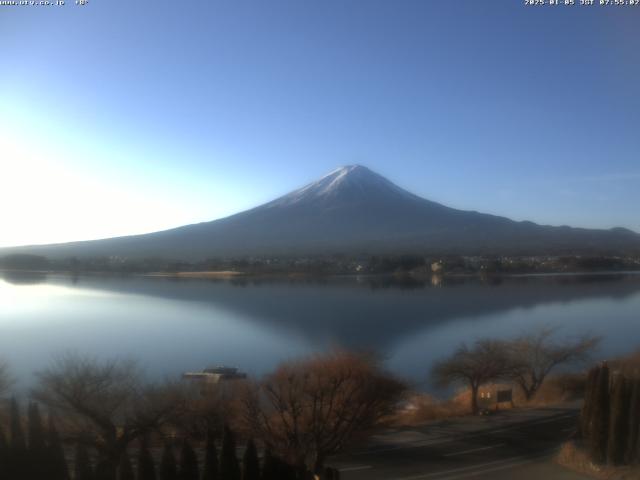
182;365;247;383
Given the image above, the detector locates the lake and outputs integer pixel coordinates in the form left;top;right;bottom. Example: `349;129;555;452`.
1;271;639;394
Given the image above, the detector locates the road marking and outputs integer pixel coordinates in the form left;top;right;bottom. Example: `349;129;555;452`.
396;457;527;480
436;458;533;480
391;451;553;480
443;444;504;457
338;465;372;472
353;413;576;456
486;413;577;434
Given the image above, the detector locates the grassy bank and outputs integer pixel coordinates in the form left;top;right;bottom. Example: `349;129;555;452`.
556;442;640;480
394;374;586;426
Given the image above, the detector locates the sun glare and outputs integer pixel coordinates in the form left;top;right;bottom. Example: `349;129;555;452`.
0;124;193;248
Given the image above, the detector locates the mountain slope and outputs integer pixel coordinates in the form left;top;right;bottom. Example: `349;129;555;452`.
3;165;639;259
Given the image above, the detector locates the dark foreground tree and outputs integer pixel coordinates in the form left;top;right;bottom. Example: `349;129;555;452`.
27;402;46;451
48;415;70;480
589;363;610;464
118;452;135;480
432;340;509;414
322;467;340;480
137;437;157;480
95;458;117;480
505;329;599;401
259;449;295;480
160;444;178;480
10;397;26;451
244;350;405;471
201;432;219;480
607;375;630;465
580;366;600;439
179;439;199;480
220;425;240;480
276;458;296;480
625;379;640;464
260;448;277;480
0;427;8;480
242;439;260;480
7;398;27;479
74;443;94;480
28;402;48;479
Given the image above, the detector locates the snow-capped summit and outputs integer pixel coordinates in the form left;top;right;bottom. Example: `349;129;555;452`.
264;165;416;208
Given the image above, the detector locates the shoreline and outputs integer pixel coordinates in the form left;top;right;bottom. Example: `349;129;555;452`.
2;268;640;281
143;270;244;278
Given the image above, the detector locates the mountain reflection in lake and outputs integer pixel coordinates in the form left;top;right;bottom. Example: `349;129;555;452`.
1;272;639;394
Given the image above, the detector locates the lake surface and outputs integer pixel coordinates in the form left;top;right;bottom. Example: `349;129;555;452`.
1;271;639;394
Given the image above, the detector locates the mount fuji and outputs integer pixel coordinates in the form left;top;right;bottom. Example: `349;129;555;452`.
4;165;639;259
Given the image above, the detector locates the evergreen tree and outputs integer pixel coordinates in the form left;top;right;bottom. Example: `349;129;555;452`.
589;363;610;464
607;374;629;465
179;439;199;480
27;402;46;453
241;439;260;480
278;459;297;480
27;402;48;479
10;398;26;452
322;467;335;480
95;458;117;480
8;398;27;480
75;443;95;480
580;366;599;439
259;449;304;480
47;414;71;480
201;432;219;480
625;379;640;465
160;443;178;480
220;425;240;480
0;427;8;480
137;437;157;480
260;448;277;480
637;423;640;467
118;452;136;480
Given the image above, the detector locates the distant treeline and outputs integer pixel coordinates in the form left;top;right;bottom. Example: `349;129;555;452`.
1;253;639;275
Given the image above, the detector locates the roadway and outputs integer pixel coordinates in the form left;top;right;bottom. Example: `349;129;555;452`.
330;406;590;480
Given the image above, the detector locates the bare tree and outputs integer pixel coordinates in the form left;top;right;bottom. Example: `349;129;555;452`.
505;328;600;401
167;379;245;441
32;354;184;476
243;350;405;473
432;340;510;414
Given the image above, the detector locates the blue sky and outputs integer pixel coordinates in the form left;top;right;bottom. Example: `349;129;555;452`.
1;0;638;247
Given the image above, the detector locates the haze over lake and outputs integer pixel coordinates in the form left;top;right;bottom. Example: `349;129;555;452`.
1;272;639;394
